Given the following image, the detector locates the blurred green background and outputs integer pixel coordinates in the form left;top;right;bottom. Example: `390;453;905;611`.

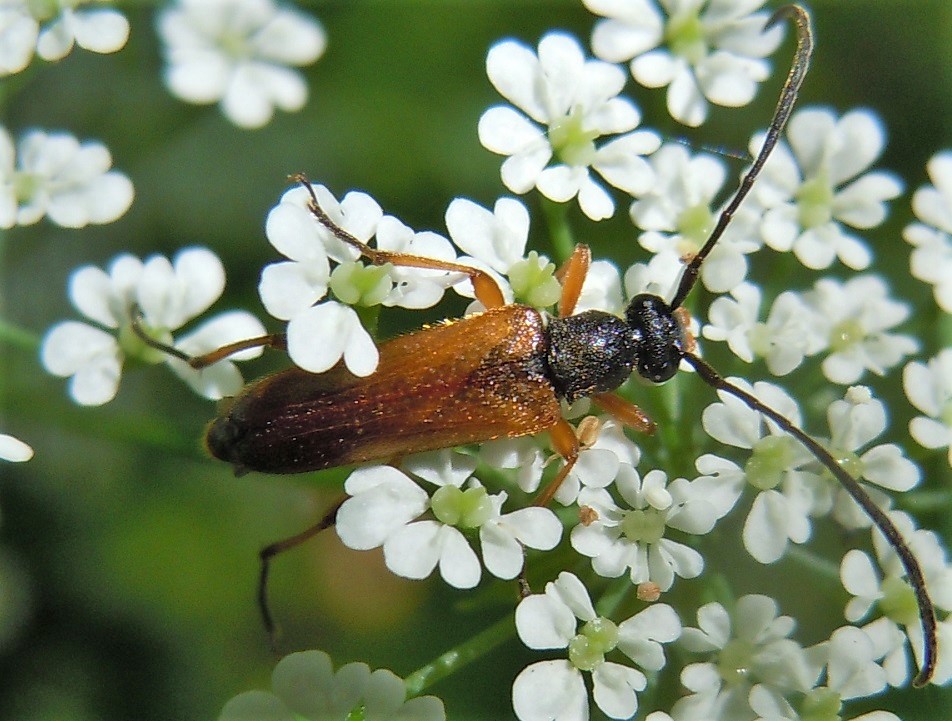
1;1;951;719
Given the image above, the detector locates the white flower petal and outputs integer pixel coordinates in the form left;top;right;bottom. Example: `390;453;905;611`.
337;467;429;550
71;9;130;54
286;302;378;376
383;521;442;580
0;434;34;463
437;526;482;588
512;661;586;721
592;661;644;719
515;594;576;649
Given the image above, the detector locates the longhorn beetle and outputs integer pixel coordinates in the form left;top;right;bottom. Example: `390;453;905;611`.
136;4;938;685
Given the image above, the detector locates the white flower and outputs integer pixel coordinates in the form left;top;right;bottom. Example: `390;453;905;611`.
822;386;919;530
260;183;464;376
905;151;952;312
158;0;326;129
752;107;903;270
674;595;821;721
373;215;461;309
553;418;643;506
750;624;898;720
623;250;686;300
335;464;562;589
630;143;762;292
218;650;445;721
445;196;561;310
512;572;680;721
697;378;820;564
41;248;265;406
571;467;716;590
574;259;625;315
904;349;952;467
584;0;784;127
0;1;128;76
702;282;823;376
0;127;133;229
804;276;917;385
821;626;888;700
478;436;548;495
284;300;379;378
0;433;33;462
478;32;659;221
0;5;39;76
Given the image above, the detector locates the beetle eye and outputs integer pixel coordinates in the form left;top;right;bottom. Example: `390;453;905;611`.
626;294;684;384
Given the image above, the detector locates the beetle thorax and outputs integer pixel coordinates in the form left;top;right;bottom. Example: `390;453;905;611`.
544;295;686;403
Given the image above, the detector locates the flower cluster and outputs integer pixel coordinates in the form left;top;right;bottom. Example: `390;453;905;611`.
0;0;129;76
218;650;445;721
0;126;133;229
41;248;265;405
2;0;327;128
157;0;327;128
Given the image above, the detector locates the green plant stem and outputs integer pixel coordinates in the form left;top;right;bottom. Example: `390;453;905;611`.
404;613;514;696
594;576;635;618
539;197;575;263
354;303;381;339
902;488;952;513
0;317;39;350
785;544;842;584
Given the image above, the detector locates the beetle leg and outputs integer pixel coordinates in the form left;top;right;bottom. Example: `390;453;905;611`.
555;244;591;318
533;417;580;507
257;495;346;650
129;303;287;369
593;392;656;435
295;175;506;309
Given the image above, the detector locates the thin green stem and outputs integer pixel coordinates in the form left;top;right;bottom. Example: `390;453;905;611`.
901;488;952;514
0;317;40;350
939;311;952;351
353;303;381;340
785;543;842;584
539;197;575;263
404;613;514;696
594;576;634;619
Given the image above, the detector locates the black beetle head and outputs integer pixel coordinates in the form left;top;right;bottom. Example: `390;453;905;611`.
625;294;685;383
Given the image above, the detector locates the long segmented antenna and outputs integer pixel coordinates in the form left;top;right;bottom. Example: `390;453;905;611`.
668;5;937;686
684;355;938;686
670;4;812;310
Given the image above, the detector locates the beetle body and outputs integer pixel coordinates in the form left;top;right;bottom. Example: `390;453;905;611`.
206;297;685;474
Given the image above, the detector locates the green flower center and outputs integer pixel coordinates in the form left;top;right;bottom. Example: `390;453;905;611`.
795;174;834;229
118;321;171;366
718;638;756;686
879;575;920;627
666;10;707;65
828;318;865;353
620;507;667;544
568;617;619;672
676;203;716;254
549;105;598;167
25;0;60;22
430;485;493;529
508;251;562;308
748;322;772;359
798;687;842;721
12;172;42;205
330;262;392;306
940;398;952;428
745;435;795;490
822;446;864;483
